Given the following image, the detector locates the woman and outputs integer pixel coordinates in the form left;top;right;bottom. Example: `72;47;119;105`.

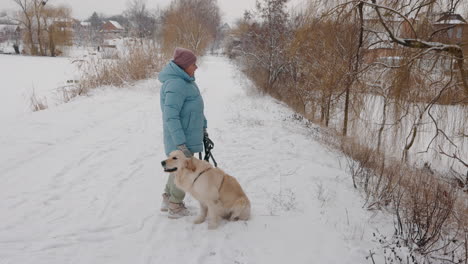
158;47;208;219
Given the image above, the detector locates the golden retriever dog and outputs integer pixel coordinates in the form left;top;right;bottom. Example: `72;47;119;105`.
161;150;250;229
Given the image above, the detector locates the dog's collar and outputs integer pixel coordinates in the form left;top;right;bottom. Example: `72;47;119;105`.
192;168;212;185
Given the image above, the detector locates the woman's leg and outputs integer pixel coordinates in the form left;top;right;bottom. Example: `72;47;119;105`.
166;172;185;203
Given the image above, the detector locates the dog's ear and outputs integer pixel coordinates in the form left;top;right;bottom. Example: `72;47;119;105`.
185;157;196;172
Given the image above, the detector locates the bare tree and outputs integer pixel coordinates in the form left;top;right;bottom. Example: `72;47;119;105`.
256;0;291;94
41;5;73;56
230;0;467;261
80;12;104;46
160;0;220;56
12;0;74;56
12;0;37;54
348;0;468;170
32;0;49;55
355;0;468;97
125;0;157;38
87;12;102;31
231;0;292;97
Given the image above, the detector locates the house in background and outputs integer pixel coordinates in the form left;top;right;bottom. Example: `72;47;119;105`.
433;13;468;55
0;24;20;43
363;13;468;64
51;18;75;45
101;20;125;39
70;19;126;46
0;15;21;54
72;20;95;45
363;16;403;64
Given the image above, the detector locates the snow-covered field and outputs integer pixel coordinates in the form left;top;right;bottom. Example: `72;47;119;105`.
0;55;401;263
0;54;80;121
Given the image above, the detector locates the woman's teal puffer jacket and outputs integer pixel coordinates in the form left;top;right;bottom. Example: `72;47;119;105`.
159;61;207;156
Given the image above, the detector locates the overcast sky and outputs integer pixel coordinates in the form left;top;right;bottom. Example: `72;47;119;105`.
0;0;306;25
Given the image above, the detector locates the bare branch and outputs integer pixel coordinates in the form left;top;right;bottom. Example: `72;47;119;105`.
439;146;468;168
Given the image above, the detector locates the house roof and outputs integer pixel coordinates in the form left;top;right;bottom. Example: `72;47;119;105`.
55;18;74;23
0;24;19;32
108;20;124;30
435;13;467;25
0;16;18;25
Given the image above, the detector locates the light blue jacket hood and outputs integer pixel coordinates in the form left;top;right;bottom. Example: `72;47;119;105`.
158;61;195;83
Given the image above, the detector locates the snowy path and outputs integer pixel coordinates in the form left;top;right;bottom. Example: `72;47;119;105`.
0;56;391;264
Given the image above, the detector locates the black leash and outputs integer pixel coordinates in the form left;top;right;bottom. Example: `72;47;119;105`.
199;136;218;167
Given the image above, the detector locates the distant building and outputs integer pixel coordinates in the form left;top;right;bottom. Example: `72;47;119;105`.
72;20;94;45
0;14;20;45
0;24;20;43
363;13;468;63
0;15;21;54
71;19;126;45
80;21;91;28
102;20;124;32
433;13;468;55
101;20;125;39
363;17;402;63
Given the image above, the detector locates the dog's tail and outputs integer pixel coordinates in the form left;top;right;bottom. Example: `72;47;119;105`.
230;197;251;221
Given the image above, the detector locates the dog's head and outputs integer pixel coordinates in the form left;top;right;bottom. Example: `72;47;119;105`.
161;150;196;173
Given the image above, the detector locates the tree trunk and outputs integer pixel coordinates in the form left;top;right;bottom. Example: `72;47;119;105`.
343;84;350;136
35;12;45;56
325;92;331;127
377;97;388;153
27;28;36;55
402;125;418;163
49;29;55;57
320;93;325;124
343;3;364;136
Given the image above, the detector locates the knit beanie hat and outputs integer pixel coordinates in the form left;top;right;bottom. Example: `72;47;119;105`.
173;48;197;69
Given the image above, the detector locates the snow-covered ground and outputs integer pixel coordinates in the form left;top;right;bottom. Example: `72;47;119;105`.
0;55;399;263
0;54;80;121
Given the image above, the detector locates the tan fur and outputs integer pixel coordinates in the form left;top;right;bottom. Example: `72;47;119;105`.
162;150;251;229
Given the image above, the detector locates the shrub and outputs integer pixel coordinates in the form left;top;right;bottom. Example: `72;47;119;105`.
68;40;164;98
29;89;48;112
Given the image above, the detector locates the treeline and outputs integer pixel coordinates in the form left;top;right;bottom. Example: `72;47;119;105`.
227;0;467;170
160;0;220;56
85;0;221;57
69;0;221;97
10;0;222;58
12;0;73;56
226;0;467;262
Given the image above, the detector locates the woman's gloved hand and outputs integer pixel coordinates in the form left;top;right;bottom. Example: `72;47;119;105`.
177;144;192;158
203;128;209;141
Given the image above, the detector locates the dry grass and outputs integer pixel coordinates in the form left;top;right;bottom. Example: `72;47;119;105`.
289;113;467;261
29;89;48;112
230;2;467;261
68;41;164;98
335;135;467;262
235;36;467;260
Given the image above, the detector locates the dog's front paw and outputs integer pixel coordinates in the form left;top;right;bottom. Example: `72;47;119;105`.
193;216;206;224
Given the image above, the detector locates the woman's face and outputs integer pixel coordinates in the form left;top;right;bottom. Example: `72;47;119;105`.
185;63;198;77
